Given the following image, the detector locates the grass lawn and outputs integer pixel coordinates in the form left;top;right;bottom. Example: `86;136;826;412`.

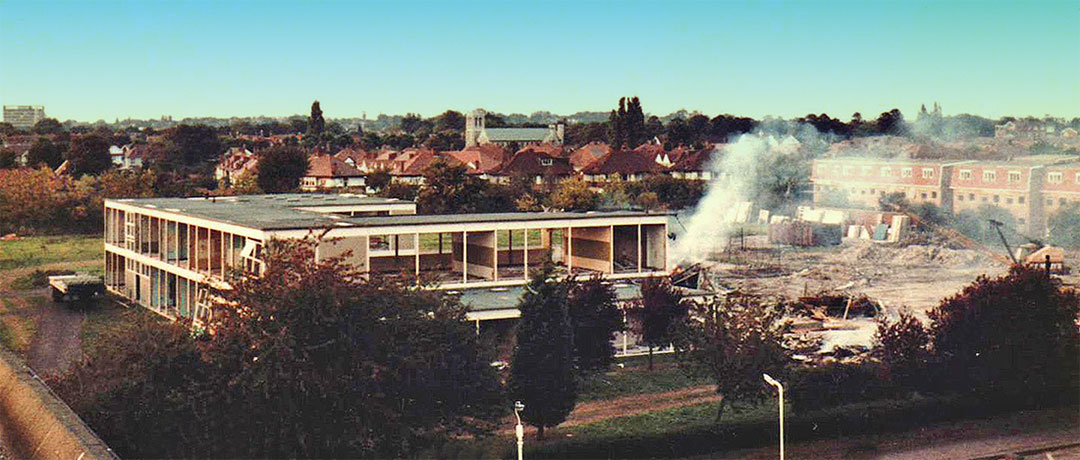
579;354;712;402
0;235;103;271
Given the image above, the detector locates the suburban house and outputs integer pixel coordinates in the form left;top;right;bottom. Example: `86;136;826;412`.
581;150;661;182
464;109;564;148
103;194;670;326
569;142;612;171
441;144;507;180
333;147;370;170
490;148;575;186
214;147;256;182
668;146;714;181
302;154;366;191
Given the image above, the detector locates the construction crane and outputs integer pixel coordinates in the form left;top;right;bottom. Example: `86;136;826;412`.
988;219;1019;264
884;203;1013;265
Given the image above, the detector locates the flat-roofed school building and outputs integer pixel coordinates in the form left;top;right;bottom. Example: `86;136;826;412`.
103;194;670;324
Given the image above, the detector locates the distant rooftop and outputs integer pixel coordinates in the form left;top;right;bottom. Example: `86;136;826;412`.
107;194;667;232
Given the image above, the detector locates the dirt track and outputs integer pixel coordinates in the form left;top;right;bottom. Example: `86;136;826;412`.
0;261;100;378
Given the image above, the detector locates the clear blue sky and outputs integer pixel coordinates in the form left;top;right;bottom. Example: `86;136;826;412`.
1;0;1077;122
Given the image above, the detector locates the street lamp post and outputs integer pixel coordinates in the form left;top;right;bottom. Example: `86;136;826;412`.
513;401;525;460
763;373;784;460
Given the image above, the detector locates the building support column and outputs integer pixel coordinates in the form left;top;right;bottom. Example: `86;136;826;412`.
637;224;643;272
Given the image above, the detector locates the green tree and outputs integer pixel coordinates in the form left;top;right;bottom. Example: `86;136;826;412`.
687;293;789;422
607;96;646;148
416;160;512;214
0;149;16;169
1048;203;1080;249
309;100;325;135
567;274;622;372
426;129;464;151
32;117;64;134
256;145;309;193
365;170;391;192
634;277;689;369
161;124;225;167
548;177;599;211
52;238;505;458
65;134;112;176
876;108;905;135
434;110;465;132
26;137;64;169
929;266;1079;406
509;264;577;440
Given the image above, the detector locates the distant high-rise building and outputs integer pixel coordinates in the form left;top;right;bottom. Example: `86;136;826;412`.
3;105;46;129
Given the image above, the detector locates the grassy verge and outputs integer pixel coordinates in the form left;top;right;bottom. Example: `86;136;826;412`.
81;298;155;355
0;297;40;354
524;394;1078;459
579;355;711;402
0;235;102;271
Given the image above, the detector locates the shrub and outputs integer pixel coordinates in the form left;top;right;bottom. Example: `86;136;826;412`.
872;311;931;389
928;266;1080;407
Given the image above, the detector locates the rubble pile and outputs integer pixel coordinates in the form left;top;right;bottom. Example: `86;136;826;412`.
840;241;992;268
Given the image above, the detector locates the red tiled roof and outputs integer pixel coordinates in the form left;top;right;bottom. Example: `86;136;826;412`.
520;143;566;157
496;150;575;177
442;144;507;174
671;146;714;172
334;147;370;164
569;142;612;171
582;150;661;175
307;154;364;178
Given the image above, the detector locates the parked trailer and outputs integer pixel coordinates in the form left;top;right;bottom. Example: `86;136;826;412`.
48;274;105;302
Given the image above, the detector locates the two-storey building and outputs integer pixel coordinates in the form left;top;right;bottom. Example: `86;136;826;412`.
949;161;1046;234
1042;161;1080;216
811;157;971;209
104;194;670;325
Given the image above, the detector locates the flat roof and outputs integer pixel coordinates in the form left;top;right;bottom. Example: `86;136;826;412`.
455;282;715;312
107;194;414;230
107;194;668;231
815;157;973;165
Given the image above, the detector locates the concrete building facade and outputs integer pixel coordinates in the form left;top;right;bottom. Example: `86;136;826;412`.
1042;162;1080;218
811;157;971;209
3;105;46;129
104;194;669;325
949;161;1046;234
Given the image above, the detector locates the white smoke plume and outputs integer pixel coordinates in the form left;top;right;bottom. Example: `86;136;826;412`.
670;129;810;265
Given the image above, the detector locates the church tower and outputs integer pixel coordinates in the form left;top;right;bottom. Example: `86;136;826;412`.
465;109;486;147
